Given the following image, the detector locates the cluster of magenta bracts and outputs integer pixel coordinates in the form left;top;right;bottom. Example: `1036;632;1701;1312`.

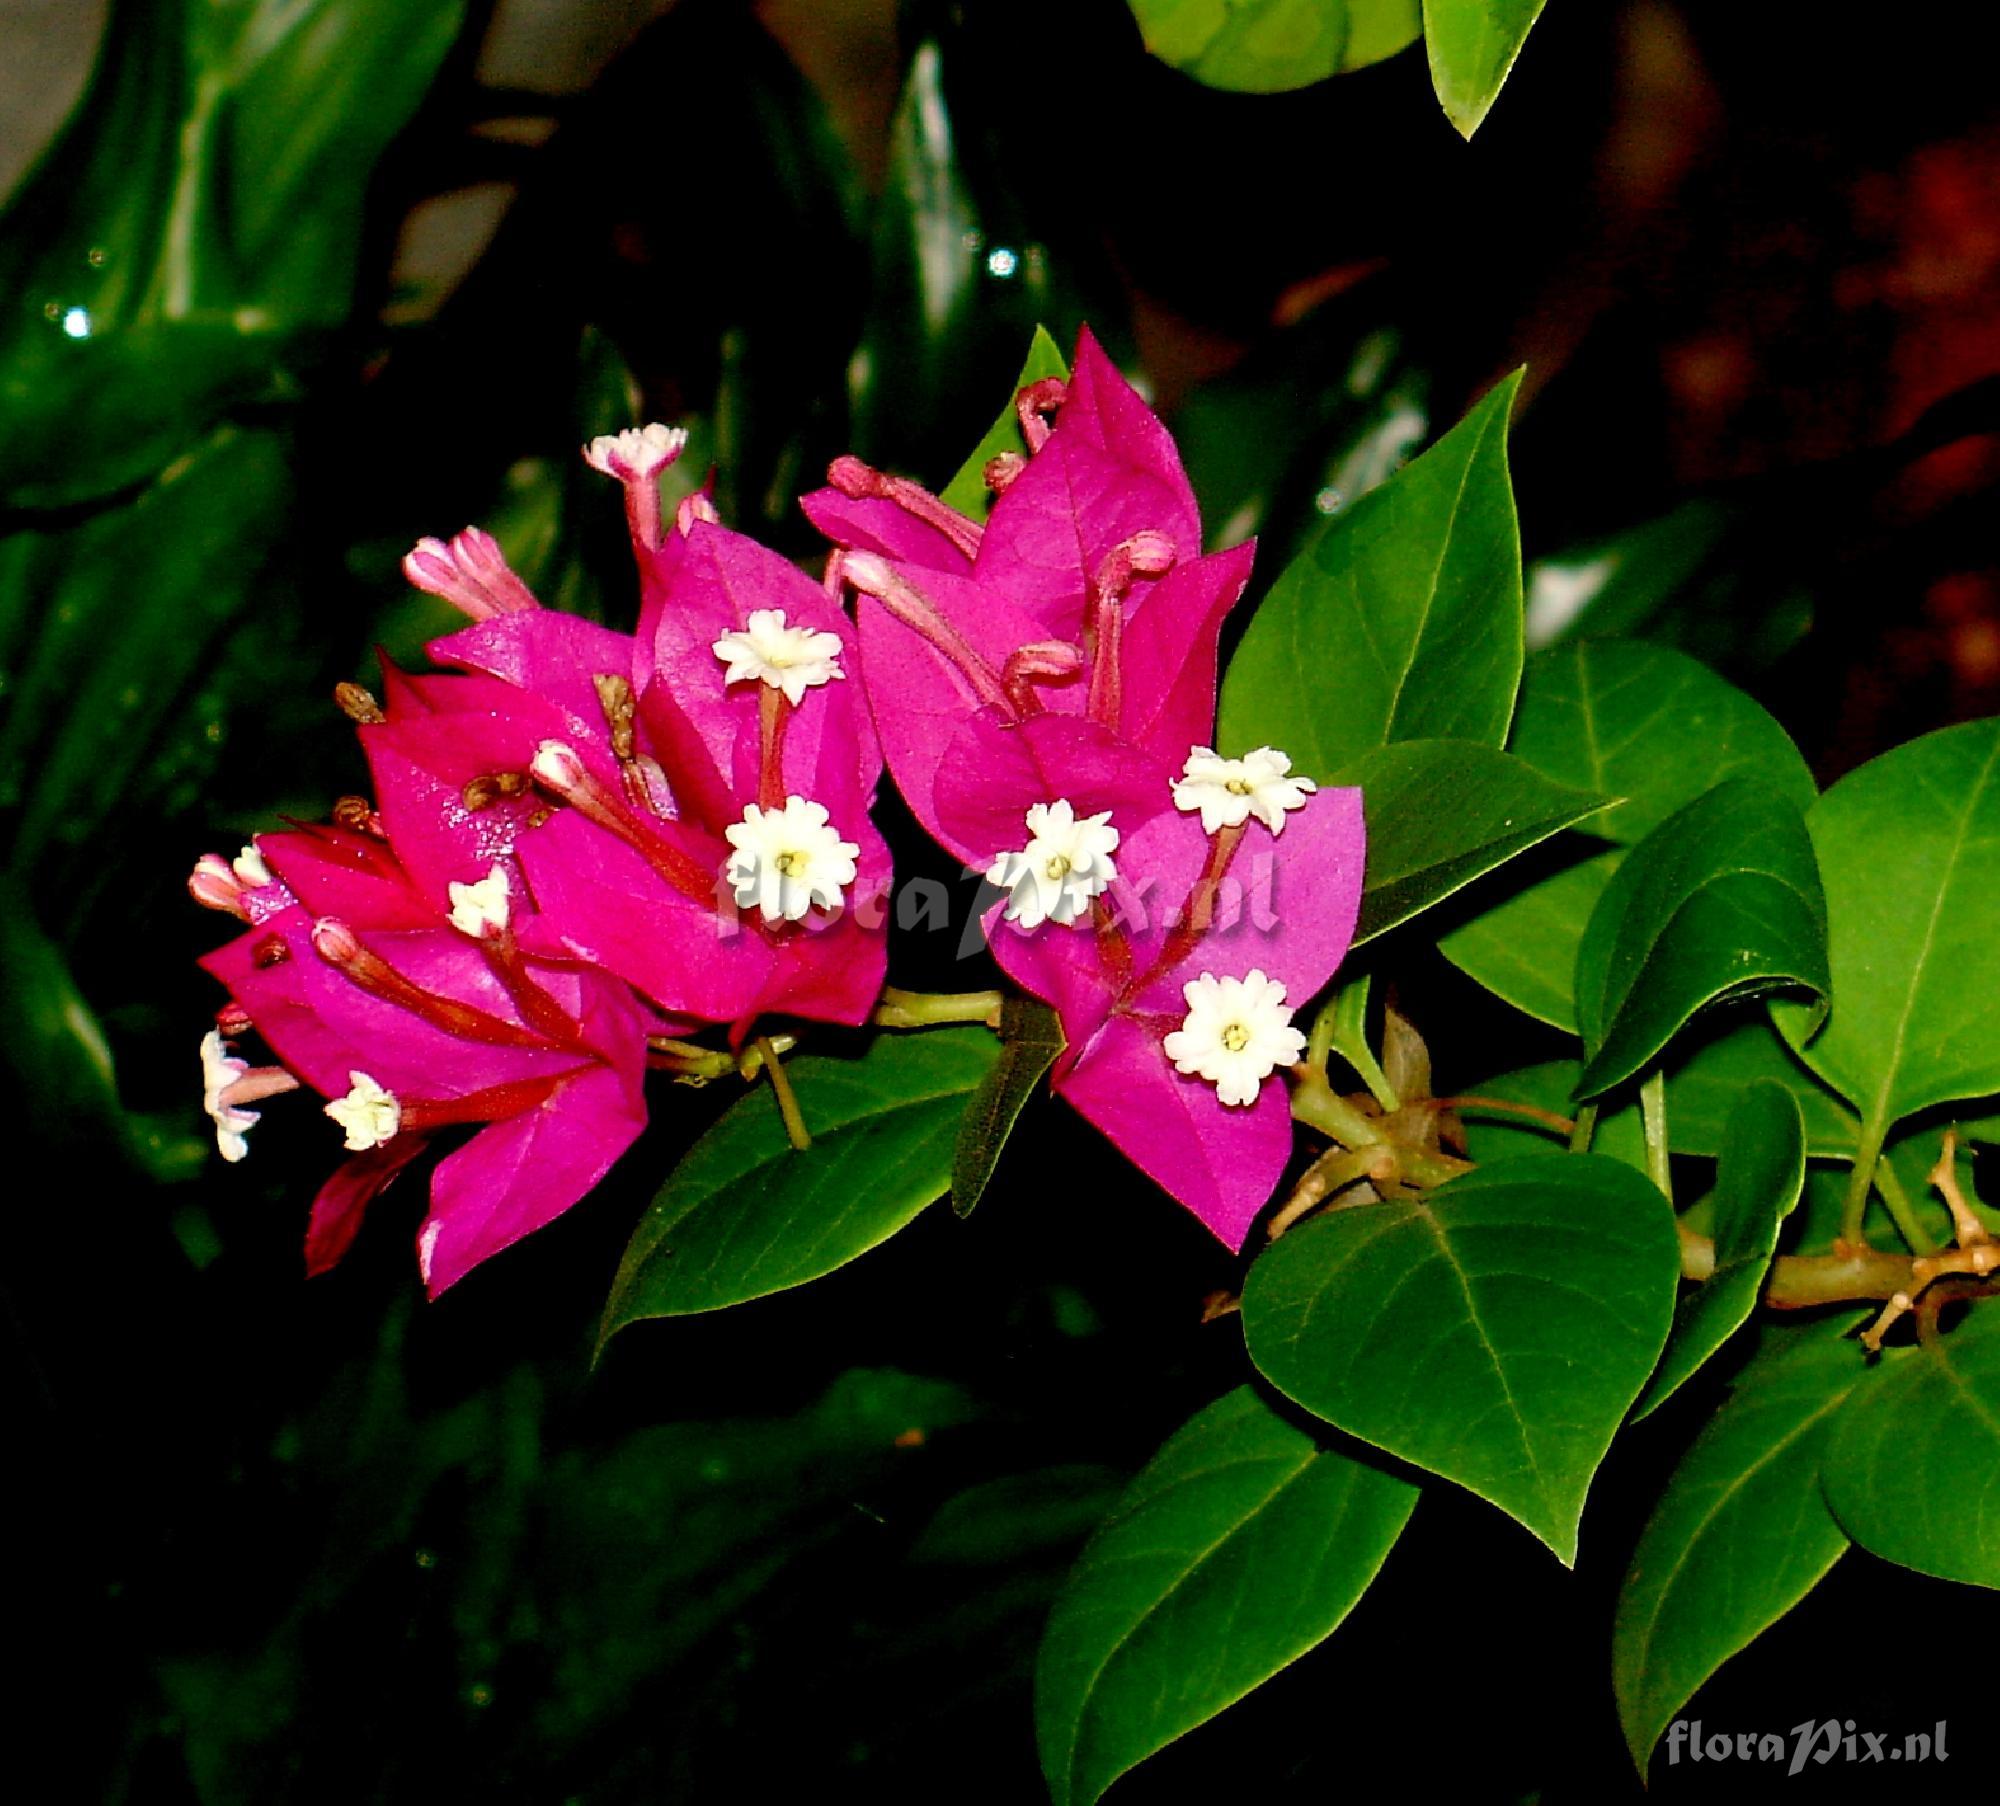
194;331;1365;1293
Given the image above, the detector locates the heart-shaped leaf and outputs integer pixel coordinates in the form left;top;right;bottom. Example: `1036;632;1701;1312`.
1127;0;1422;93
1774;718;2000;1135
1241;1154;1679;1560
1441;642;1816;1031
1822;1301;2000;1590
1573;779;1829;1100
1035;1385;1418;1806
600;1029;998;1344
1219;372;1524;773
1614;1319;1864;1777
1422;0;1548;137
1635;1082;1807;1418
1332;740;1607;945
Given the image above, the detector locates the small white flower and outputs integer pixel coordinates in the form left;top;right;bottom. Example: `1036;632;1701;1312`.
326;1071;402;1151
724;796;861;922
200;1030;258;1163
583;422;688;481
447;863;512;939
1171;745;1316;835
986;800;1120;930
1162;970;1306;1107
712;608;846;706
231;842;272;888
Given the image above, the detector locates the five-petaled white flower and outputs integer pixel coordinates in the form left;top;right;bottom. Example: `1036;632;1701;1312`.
583;422;688;481
200;1029;258;1163
1171;745;1316;835
712;609;846;707
447;864;512;940
1162;970;1305;1106
326;1071;402;1151
724;796;861;922
986;799;1120;930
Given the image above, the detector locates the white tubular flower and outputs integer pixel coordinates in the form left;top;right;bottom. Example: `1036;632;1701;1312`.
447;864;512;940
326;1071;402;1152
583;423;688;481
712;608;846;706
724;796;860;922
986;800;1120;930
1171;745;1317;835
200;1030;258;1163
1162;970;1306;1107
231;842;272;888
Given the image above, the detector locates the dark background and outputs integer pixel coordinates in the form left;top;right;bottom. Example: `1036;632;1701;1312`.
7;2;1999;1797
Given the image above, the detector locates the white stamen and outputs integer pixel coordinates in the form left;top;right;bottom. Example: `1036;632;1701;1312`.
1162;970;1306;1107
447;864;512;940
583;423;688;482
326;1071;402;1151
1171;746;1317;836
200;1029;258;1163
723;796;861;922
712;608;846;706
232;842;272;888
986;800;1119;930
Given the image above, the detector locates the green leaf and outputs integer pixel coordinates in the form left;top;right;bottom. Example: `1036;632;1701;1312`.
1128;0;1422;93
1573;780;1829;1100
1775;718;2000;1135
1422;0;1547;137
1331;740;1607;945
1441;639;1817;1031
951;998;1064;1217
1035;1386;1417;1806
1241;1154;1679;1560
1613;1320;1865;1777
939;327;1070;519
1635;1083;1807;1419
1823;1302;2000;1590
1218;373;1524;772
1656;1016;1859;1159
1454;1059;1646;1171
0;877;126;1164
600;1030;999;1342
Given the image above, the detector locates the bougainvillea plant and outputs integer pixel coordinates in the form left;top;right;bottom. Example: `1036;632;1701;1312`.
191;326;2000;1801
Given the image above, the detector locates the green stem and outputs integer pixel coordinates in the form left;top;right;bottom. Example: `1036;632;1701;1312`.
1335;1037;1401;1115
1568;1101;1599;1155
757;1037;811;1150
872;987;1004;1029
1870;1157;1938;1256
1840;1111;1891;1247
1289;1070;1384;1147
1639;1070;1672;1203
1306;998;1338;1074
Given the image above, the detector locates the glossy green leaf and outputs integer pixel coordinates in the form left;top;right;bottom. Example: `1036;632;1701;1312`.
1128;0;1421;93
600;1030;999;1341
1218;372;1524;773
1455;1059;1645;1171
1242;1155;1679;1560
1823;1302;2000;1590
952;997;1064;1217
1656;1016;1859;1159
1331;740;1607;945
1613;1320;1865;1777
0;877;125;1163
1636;1083;1807;1418
1775;719;2000;1136
1035;1386;1418;1806
1441;640;1817;1031
1423;0;1546;137
1573;780;1829;1100
940;328;1070;519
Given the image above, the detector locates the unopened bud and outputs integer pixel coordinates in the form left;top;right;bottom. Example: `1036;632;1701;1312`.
529;740;589;795
334;682;385;725
189;853;251;918
310;917;366;967
331;795;385;837
984;451;1027;495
